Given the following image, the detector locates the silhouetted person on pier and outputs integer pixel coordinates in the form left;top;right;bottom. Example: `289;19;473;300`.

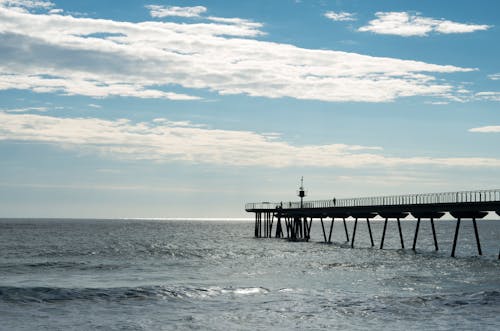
333;198;336;206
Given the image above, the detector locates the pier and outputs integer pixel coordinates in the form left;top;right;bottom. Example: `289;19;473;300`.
245;186;500;258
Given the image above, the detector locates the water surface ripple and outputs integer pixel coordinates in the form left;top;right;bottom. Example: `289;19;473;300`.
0;219;499;330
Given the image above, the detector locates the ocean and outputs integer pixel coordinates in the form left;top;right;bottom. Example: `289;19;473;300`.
0;218;499;330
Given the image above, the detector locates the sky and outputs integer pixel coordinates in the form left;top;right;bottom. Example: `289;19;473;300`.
0;0;499;218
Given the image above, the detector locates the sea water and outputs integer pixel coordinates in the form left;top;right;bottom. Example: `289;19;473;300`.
0;218;499;330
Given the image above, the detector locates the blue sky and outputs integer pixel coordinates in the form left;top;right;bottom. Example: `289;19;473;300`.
0;0;499;218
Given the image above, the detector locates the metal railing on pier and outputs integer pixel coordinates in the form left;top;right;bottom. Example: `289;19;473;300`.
245;189;500;211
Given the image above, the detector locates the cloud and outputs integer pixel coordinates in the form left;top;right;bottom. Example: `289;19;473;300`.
469;126;500;133
0;5;475;102
336;173;446;187
0;0;53;10
1;112;500;168
425;101;449;105
48;8;61;14
475;92;500;102
359;12;491;37
146;4;264;34
146;5;207;18
1;106;47;112
0;72;202;100
488;73;500;81
205;15;264;31
324;11;356;22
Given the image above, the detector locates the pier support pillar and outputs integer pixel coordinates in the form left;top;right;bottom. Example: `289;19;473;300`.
306;218;313;241
343;218;349;242
280;216;284;238
275;215;283;238
298;217;302;239
264;213;267;238
351;218;358;248
380;218;388;249
267;213;270;238
305;218;310;240
430;218;439;251
260;213;263;238
292;217;296;240
397;218;405;249
451;218;461;257
290;217;297;240
258;213;262;238
366;218;374;247
269;213;274;238
328;218;335;243
262;213;265;238
264;213;271;238
285;217;289;239
302;217;306;239
412;218;421;251
472;217;482;256
267;212;270;238
320;218;327;243
292;217;297;240
254;213;258;238
268;213;271;238
291;217;303;240
287;217;291;239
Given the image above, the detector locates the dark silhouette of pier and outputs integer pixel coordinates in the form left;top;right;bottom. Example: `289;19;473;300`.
245;188;500;258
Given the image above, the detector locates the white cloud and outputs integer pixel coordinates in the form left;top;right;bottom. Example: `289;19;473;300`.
324;11;356;22
434;20;490;34
0;0;53;10
425;101;449;105
1;106;47;112
488;73;500;81
475;92;500;102
48;8;62;14
146;5;207;18
469;126;500;133
1;112;499;168
0;72;201;100
359;12;491;37
0;6;474;102
146;4;264;33
336;173;445;187
205;15;264;32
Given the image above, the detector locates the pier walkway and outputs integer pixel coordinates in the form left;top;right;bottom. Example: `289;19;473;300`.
245;189;500;258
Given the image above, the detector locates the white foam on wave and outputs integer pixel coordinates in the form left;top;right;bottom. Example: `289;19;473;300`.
181;286;269;298
232;287;269;295
277;288;300;293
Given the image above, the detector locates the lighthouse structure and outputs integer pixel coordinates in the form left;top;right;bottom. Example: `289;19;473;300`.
298;176;306;208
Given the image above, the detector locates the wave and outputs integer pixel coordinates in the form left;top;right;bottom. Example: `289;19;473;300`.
0;285;270;304
0;261;122;272
412;290;500;307
24;246;227;260
0;261;84;269
335;290;500;316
